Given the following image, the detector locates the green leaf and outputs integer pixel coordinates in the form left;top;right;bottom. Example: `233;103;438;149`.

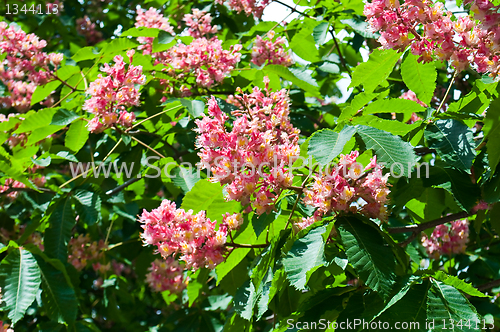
352;115;421;136
44;197;75;261
341;17;380;39
252;209;279;238
290;29;320;62
338;91;380;124
432;271;489;298
180;99;205;118
349;49;401;93
0;248;41;326
15;108;57;133
26;125;65;146
152;31;176;53
73;189;101;226
31;81;61;106
102;38;138;54
36;258;77;325
72;46;101;62
256;267;274;319
157;30;175;44
216;247;250;286
375;280;430;327
234;280;258;320
422;166;480;211
308;126;356;165
362;98;425;121
312;22;329;45
483;98;500;173
172;167;201;193
282;226;328;290
425;119;475;173
50;109;81;126
121;27;162;37
356;125;417;177
338;217;396;300
401;53;437;105
181;179;223;214
65;119;89;153
187;268;209;307
427;279;481;330
265;65;321;97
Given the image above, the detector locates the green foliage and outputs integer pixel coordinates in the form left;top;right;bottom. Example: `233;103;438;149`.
349;49;401;93
283;226;328;290
36;258;78;325
338;217;396;300
0;248;41;326
401;53;437;105
0;0;498;330
425;119;475;173
356;125;417;176
308;126;356;165
44;197;76;261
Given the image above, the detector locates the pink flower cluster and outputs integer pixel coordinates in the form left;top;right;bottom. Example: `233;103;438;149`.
134;7;174;55
76;16;103;45
215;0;271;17
134;8;241;95
0;22;63;111
83;50;144;133
302;151;390;222
68;234;108;273
195;79;300;215
421;219;469;259
145;258;186;293
183;9;219;38
139;200;243;270
0;165;46;201
163;37;242;94
251;31;293;67
364;0;500;76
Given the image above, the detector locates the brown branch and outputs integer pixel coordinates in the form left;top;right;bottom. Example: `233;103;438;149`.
273;0;315;19
50;72;81;92
398;232;418;247
388;211;471;234
330;29;352;79
476;278;500;292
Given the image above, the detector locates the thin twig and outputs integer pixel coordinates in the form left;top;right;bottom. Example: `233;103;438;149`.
128;105;183;130
58;137;123;188
398;232;418;247
50;72;80;92
330;29;352;79
432;71;457;117
388;211;471;234
476;278;500;292
273;0;315;19
129;135;166;159
285;165;318;230
51;57;102;109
